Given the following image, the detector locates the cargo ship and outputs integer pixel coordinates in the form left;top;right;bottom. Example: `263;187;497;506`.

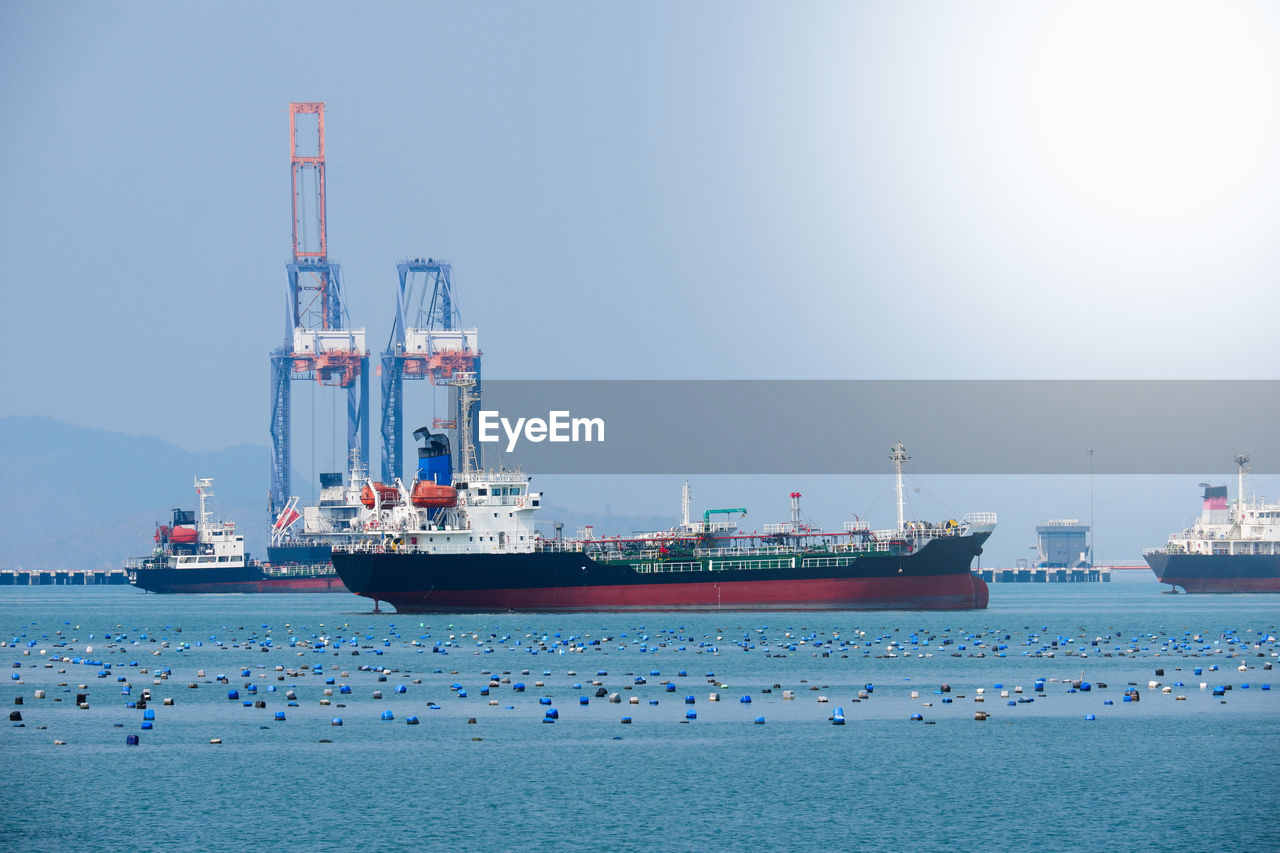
126;478;350;594
1144;455;1280;593
266;450;381;569
330;383;994;612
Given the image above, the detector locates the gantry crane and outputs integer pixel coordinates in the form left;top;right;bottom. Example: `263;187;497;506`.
269;102;370;519
380;258;481;483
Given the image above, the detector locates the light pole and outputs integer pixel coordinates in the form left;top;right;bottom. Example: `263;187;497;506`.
1088;449;1095;567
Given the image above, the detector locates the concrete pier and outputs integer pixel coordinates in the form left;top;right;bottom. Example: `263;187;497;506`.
0;568;130;586
974;566;1110;583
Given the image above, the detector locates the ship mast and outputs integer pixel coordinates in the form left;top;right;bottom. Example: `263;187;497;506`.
681;481;692;528
452;371;480;478
1234;453;1250;523
890;442;910;533
194;477;215;534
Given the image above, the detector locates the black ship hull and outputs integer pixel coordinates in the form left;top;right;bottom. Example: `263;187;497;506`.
332;531;991;612
129;564;349;594
1145;551;1280;593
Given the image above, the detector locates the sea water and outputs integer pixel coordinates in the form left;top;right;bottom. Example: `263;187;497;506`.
1;573;1276;853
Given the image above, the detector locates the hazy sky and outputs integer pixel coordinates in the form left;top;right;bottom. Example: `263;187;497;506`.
2;2;1277;562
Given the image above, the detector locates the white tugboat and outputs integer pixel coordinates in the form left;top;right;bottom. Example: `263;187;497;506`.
127;478;348;593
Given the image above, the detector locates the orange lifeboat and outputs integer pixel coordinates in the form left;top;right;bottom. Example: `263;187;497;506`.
411;481;459;509
360;482;402;508
169;525;198;544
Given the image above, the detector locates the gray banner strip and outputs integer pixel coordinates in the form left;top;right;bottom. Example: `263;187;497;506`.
467;380;1278;474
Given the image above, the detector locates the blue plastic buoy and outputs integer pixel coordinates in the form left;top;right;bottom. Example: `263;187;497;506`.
406;715;419;725
685;710;696;719
620;716;631;724
580;697;589;705
339;685;351;694
396;684;407;694
142;709;155;720
274;711;286;721
539;697;552;705
685;695;696;705
754;716;765;724
125;734;139;745
331;717;343;726
381;710;394;720
1085;714;1096;720
545;708;558;719
227;690;239;700
140;721;153;730
910;713;923;721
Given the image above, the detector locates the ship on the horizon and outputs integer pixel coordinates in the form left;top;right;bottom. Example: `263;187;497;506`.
1144;454;1280;593
330;377;995;613
126;478;352;594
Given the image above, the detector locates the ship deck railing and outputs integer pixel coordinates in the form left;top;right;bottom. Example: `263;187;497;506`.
695;545;801;558
456;469;528;485
1150;539;1279;557
262;563;337;577
334;540;537;556
538;540;587;553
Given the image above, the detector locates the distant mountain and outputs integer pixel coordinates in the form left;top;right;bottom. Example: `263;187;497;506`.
0;417;270;569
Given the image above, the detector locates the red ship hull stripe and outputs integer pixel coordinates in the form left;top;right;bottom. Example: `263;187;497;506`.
373;573;989;612
1163;577;1280;593
144;577;350;594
